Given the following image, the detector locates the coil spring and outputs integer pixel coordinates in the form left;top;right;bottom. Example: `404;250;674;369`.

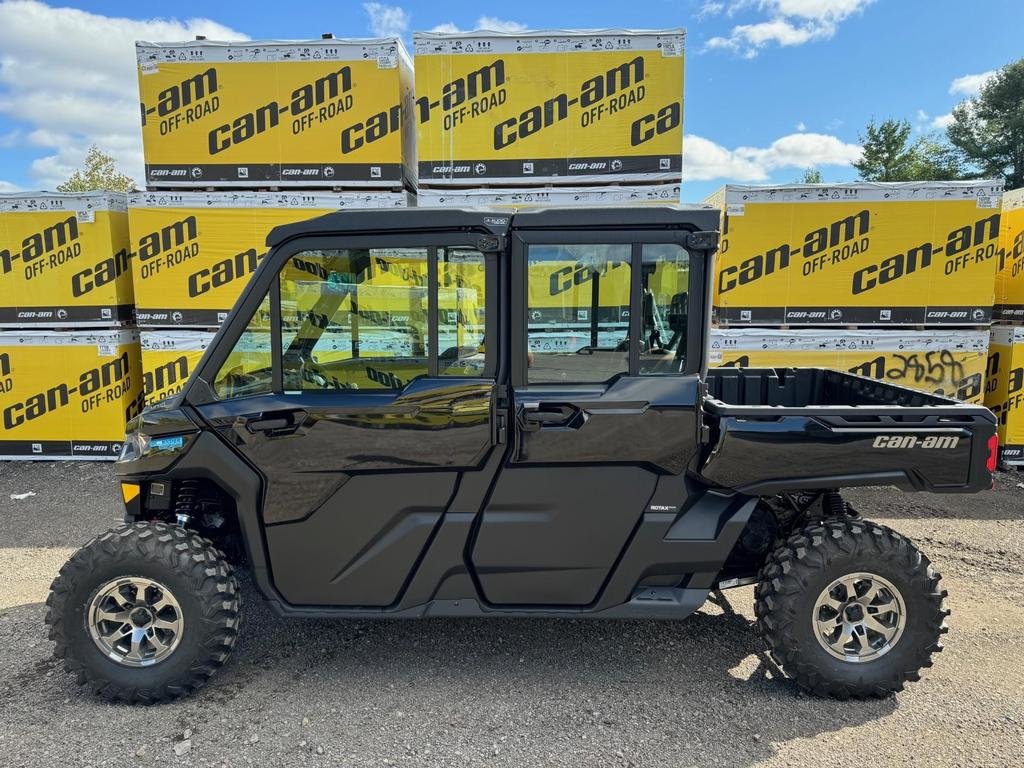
822;489;855;518
173;479;199;519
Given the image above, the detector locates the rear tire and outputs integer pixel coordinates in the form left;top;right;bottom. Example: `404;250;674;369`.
755;517;948;699
46;522;240;703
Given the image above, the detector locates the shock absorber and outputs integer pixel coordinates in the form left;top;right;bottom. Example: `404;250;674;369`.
173;480;199;528
822;489;857;519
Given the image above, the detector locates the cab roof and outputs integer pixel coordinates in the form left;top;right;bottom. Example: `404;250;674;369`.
266;205;720;247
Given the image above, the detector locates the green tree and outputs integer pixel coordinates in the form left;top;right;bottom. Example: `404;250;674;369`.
56;146;136;193
855;119;964;182
854;119;916;181
906;134;965;181
797;167;823;184
947;59;1024;189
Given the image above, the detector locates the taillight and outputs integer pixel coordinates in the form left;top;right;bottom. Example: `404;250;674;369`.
986;433;999;473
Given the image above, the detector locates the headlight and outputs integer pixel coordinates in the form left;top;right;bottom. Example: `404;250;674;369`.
117;433;189;463
117;431;150;462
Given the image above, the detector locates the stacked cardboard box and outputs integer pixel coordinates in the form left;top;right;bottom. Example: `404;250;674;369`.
412;28;685;205
0;192;143;459
985;188;1024;466
700;181;1005;404
136;38;415;189
706;181;1004;326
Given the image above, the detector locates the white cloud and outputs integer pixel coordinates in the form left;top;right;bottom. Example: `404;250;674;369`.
931;113;954;130
0;180;22;193
363;3;409;38
796;121;806;131
477;17;528;32
915;109;929;122
430;16;527;34
949;70;996;97
699;1;726;18
0;0;247;188
684;131;861;182
684;135;769;182
704;0;874;56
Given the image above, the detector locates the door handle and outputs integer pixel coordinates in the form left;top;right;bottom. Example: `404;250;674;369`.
244;409;308;437
519;403;584;431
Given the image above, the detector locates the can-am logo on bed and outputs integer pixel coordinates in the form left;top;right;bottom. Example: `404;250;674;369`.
872;435;960;449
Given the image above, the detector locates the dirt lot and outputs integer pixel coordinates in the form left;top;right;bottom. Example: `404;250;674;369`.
0;460;1021;768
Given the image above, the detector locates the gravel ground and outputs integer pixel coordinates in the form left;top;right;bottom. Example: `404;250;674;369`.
0;460;1022;768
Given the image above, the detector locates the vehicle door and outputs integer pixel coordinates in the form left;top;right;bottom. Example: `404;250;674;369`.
189;232;501;607
469;221;711;606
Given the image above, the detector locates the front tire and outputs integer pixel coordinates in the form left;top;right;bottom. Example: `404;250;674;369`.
46;523;240;703
755;517;948;699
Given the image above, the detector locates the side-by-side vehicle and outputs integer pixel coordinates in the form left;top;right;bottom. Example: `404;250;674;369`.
47;207;996;702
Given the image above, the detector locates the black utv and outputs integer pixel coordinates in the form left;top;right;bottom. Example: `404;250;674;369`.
47;206;997;703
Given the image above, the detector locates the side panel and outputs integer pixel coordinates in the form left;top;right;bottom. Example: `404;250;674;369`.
701;414;991;494
197;380;493;524
264;472;458;606
513;376;701;473
472;466;657;605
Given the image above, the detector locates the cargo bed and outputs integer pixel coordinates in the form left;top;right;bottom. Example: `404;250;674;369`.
700;368;997;495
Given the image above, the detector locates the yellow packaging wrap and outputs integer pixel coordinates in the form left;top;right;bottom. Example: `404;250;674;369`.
137;38;414;187
994;187;1024;321
707;181;1004;325
0;329;143;459
415;184;680;207
127;191;409;327
140;330;214;404
710;328;988;403
0;192;132;326
413;29;684;186
985;326;1024;466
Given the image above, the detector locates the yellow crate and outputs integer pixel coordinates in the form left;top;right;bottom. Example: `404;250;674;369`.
136;38;414;187
140;330;214;404
127;191;409;327
710;328;988;403
985;326;1024;465
0;192;132;326
707;182;1004;325
415;185;680;207
414;29;684;186
0;329;143;460
994;187;1024;321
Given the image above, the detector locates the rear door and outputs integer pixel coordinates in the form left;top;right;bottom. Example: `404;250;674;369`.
190;230;503;607
469;214;712;606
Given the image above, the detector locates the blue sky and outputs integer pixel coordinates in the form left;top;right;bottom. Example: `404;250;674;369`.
0;0;1020;200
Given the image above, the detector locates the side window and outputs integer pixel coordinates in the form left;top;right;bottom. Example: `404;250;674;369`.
279;248;430;391
438;248;487;376
640;244;690;375
527;244;631;384
212;292;273;399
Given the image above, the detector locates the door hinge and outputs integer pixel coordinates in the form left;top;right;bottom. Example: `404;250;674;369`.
494;413;507;444
685;230;719;251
